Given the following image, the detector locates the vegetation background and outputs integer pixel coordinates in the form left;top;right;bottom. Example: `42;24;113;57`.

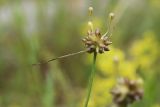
0;0;160;107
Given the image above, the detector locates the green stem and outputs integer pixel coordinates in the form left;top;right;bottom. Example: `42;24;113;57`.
84;52;97;107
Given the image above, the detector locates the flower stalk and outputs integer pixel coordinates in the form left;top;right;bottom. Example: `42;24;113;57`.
84;52;97;107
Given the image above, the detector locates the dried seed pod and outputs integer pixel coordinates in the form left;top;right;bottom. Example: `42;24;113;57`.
82;38;87;42
104;46;109;51
87;45;96;53
98;47;104;54
111;77;144;107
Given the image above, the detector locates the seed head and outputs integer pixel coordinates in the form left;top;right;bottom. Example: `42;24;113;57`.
83;12;114;54
111;77;144;107
82;28;112;53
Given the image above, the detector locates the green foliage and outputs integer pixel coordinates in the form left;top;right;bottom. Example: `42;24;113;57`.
0;0;160;107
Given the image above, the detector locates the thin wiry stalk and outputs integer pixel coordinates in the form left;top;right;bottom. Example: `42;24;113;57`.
32;50;87;66
84;52;97;107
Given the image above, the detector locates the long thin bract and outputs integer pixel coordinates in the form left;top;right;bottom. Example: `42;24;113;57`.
32;50;87;66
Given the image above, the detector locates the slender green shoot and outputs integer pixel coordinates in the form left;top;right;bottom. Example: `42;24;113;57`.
84;52;97;107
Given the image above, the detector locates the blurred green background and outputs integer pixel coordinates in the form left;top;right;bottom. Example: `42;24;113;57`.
0;0;160;107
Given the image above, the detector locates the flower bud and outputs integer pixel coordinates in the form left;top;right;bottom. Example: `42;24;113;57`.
109;12;115;20
95;28;101;37
88;21;93;31
89;7;93;16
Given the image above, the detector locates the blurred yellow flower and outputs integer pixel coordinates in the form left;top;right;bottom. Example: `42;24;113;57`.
89;77;115;107
129;31;159;70
97;46;125;76
150;0;160;8
152;104;160;107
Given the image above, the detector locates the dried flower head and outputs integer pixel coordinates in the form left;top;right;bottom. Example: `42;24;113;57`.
82;27;112;53
111;77;144;107
83;8;114;54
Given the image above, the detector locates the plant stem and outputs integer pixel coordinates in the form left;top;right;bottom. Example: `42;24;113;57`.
84;52;97;107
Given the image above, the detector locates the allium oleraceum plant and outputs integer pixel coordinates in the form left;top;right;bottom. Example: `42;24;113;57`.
83;7;115;107
33;4;144;107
